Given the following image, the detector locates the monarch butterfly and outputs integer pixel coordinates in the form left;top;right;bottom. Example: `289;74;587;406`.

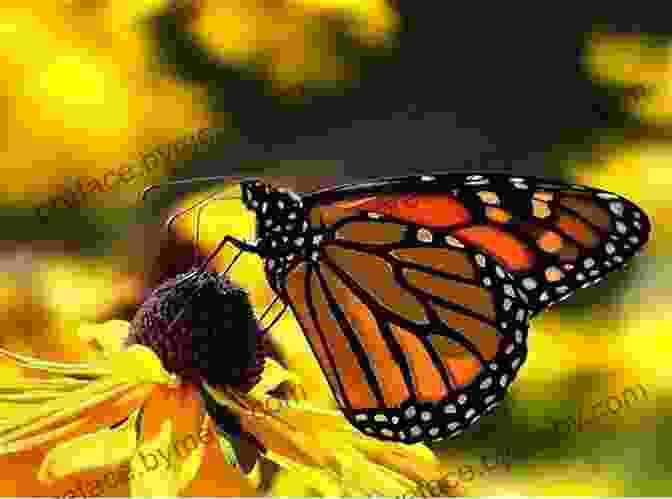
153;173;650;445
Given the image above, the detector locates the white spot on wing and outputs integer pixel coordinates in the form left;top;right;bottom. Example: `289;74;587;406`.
417;228;433;243
522;277;537;290
445;236;465;248
610;202;625;216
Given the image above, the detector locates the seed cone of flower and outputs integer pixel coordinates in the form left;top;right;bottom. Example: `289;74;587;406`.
127;269;268;392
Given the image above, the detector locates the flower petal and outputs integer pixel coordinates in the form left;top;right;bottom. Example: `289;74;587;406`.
0;347;111;378
205;383;451;497
0;345;169;454
0;381;136;453
138;383;203;447
137;383;206;493
0;343;173;384
0;383;150;441
175;417;208;493
0;378;89;393
37;409;140;484
130;418;179;497
267;453;355;497
180;418;260;497
202;383;341;471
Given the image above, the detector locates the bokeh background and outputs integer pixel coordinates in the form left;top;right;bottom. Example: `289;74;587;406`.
1;1;670;496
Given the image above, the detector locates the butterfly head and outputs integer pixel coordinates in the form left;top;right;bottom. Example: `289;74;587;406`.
240;180;309;256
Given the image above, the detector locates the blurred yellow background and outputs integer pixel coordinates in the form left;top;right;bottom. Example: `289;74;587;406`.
1;2;670;496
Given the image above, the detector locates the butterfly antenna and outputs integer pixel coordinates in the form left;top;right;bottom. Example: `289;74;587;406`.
165;190;240;236
141;175;256;203
193;200;203;266
191;190;233;267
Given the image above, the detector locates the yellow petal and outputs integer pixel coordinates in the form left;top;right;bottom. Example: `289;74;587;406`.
138;383;203;452
0;380;134;450
0;391;74;402
0;347;111;378
135;383;209;494
0;418;91;457
175;443;206;493
202;383;328;469
203;383;434;496
174;413;209;493
38;409;140;484
0;383;152;458
349;435;445;485
202;415;265;491
181;418;260;497
269;467;338;497
267;451;359;496
0;346;168;453
0;345;171;432
0;378;89;393
227;384;448;497
130;418;178;497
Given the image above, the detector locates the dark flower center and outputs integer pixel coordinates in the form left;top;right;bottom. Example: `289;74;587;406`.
126;270;267;392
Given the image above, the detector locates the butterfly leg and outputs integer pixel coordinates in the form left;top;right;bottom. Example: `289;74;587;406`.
194;235;261;275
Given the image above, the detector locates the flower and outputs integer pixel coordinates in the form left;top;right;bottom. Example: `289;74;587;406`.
0;268;454;497
189;0;399;88
1;3;211;201
586;32;672;126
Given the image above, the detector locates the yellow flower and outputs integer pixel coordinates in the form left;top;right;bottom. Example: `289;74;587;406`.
1;3;211;200
0;286;450;497
191;0;399;88
586;32;672;126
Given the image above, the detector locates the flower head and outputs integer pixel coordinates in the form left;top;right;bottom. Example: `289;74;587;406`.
127;269;267;392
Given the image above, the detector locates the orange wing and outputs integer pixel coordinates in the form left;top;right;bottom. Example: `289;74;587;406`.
277;223;529;443
266;173;650;443
305;174;651;314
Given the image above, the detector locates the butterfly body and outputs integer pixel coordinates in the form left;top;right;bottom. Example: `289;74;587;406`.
228;173;650;444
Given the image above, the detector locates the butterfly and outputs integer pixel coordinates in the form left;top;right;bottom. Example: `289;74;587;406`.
163;173;651;445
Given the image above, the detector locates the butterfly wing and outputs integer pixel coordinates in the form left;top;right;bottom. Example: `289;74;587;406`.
263;173;650;444
303;173;651;315
276;237;528;444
